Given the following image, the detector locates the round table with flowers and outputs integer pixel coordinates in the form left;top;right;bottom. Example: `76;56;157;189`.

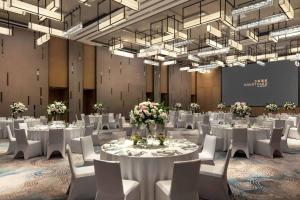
100;138;199;200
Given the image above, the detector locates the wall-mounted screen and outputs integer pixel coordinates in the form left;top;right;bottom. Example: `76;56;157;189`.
222;61;298;106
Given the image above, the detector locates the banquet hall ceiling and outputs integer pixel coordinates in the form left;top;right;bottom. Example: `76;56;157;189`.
1;0;300;68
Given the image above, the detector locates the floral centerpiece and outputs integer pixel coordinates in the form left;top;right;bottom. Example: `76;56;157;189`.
47;101;67;120
265;103;279;113
190;103;200;113
174;103;182;111
217;103;226;111
10;102;27;118
93;103;104;114
230;102;251;118
130;101;168;145
283;101;296;112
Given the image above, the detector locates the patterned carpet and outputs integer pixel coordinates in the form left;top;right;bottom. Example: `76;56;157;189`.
0;139;300;200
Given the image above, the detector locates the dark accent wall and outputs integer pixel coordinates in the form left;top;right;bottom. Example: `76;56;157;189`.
0;28;48;117
96;47;146;117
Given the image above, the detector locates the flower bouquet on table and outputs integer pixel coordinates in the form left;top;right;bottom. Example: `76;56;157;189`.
93;103;104;114
190;103;200;113
265;103;279;113
230;102;251;118
217;103;226;112
10;102;27;118
174;103;182;111
47;101;68;121
130;100;168;145
283;101;296;113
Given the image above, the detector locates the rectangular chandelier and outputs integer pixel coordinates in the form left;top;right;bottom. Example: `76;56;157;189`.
183;11;220;29
0;0;26;15
36;34;50;46
206;39;223;49
198;47;230;57
40;0;60;21
236;13;287;31
180;67;190;71
246;30;259;43
228;39;243;51
111;49;135;58
114;0;139;11
8;0;63;21
109;43;124;51
0;26;12;36
207;25;222;37
162;60;176;66
279;0;294;19
232;0;273;16
188;54;200;62
99;7;126;31
269;26;300;42
144;59;159;66
28;22;66;38
154;55;165;61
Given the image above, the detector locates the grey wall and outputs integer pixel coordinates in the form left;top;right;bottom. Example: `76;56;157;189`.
96;47;146;117
169;65;191;109
0;28;48;117
69;41;83;121
222;61;299;106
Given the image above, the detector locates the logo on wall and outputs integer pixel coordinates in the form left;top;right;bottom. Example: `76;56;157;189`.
243;79;268;88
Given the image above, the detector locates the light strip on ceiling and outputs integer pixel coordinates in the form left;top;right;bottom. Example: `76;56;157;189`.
183;11;220;29
28;22;66;38
207;25;222;37
188;54;200;62
228;39;243;51
246;30;259;43
135;38;150;47
111;49;135;58
206;39;223;49
269;26;300;41
232;0;273;16
154;55;165;61
279;0;294;19
211;60;225;67
236;13;287;31
99;8;126;31
0;0;25;15
228;61;246;67
198;47;230;57
192;62;199;67
238;55;256;62
257;61;266;66
162;60;176;66
144;59;159;66
8;0;63;21
256;53;278;60
109;43;124;51
0;26;12;36
226;55;237;64
114;0;139;11
290;47;300;53
137;50;158;58
180;67;190;71
64;23;83;37
40;0;60;21
167;27;188;40
36;34;50;46
174;39;194;47
187;68;198;72
160;49;177;58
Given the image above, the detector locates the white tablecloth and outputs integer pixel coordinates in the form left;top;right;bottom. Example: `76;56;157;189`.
211;125;270;154
101;139;199;200
25;118;41;128
27;125;84;154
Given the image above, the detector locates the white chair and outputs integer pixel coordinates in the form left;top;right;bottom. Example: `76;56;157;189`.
255;128;283;158
93;159;140;200
66;145;96;200
231;128;249;158
101;114;110;130
156;159;201;200
185;114;194;129
196;122;205;145
198;135;216;165
19;122;28;132
80;136;99;166
84;124;94;136
92;119;102;145
80;113;85;121
14;129;42;159
274;119;285;129
40;116;48;125
47;129;65;159
281;124;291;153
13;119;24;130
289;121;300;139
203;114;210;125
84;115;90;125
198;147;232;200
6;125;16;155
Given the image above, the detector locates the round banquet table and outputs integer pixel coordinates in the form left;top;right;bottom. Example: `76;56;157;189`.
27;125;84;154
211;125;270;153
100;138;199;200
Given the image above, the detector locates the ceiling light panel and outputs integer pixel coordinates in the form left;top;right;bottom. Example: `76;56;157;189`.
206;39;223;49
111;49;135;58
98;7;126;31
114;0;139;11
232;0;273;16
279;0;294;19
144;59;159;66
207;25;222;37
0;0;26;15
36;34;50;46
228;39;243;51
246;30;259;43
0;26;12;36
198;47;230;57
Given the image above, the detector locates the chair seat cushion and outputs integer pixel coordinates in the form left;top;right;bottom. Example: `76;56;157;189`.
122;179;140;196
85;153;99;161
75;166;95;177
200;164;223;177
28;140;40;145
256;139;270;144
156;180;171;195
198;152;213;161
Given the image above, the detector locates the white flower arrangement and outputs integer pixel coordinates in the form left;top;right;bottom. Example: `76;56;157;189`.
217;103;226;111
230;102;251;118
283;101;296;111
174;103;182;111
190;103;200;113
93;103;104;113
47;101;67;116
265;103;279;113
10;102;27;114
130;101;168;129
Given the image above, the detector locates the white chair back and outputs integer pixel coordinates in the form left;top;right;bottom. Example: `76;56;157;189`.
95;116;102;133
19;123;28;131
81;113;85;121
66;144;76;179
13;119;24;129
232;128;248;146
81;136;95;160
282;124;291;141
202;135;216;155
203;114;210;125
48;129;65;145
170;159;201;200
275;120;285;129
201;124;210;136
6;125;14;141
270;128;283;146
185;114;193;123
84;115;90;125
85;125;94;136
15;129;28;146
93;160;124;199
222;146;232;179
40;116;48;125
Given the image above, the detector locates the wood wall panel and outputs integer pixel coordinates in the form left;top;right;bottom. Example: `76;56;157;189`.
0;28;48;117
96;47;146;117
83;44;96;89
160;65;168;93
197;68;221;112
191;72;196;95
49;37;68;88
146;65;153;93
